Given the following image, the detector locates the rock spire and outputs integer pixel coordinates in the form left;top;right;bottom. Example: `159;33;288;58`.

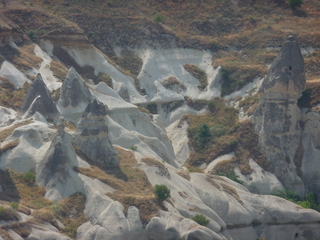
19;73;59;121
253;36;306;194
73;99;118;169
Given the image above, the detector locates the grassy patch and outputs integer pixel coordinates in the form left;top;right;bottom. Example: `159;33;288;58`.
0;168;87;239
0;205;20;221
50;60;68;80
76;147;160;225
9;44;42;73
97;73;113;88
185;99;268;177
238;94;259;114
0;119;33;142
0;139;20;153
183;64;208;90
112;49;143;77
0;80;30;111
272;189;320;212
161;76;186;91
219;64;267;96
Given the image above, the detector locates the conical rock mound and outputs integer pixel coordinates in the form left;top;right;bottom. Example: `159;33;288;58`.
259;35;305;98
74;99;118;169
19;73;59;121
253;36;306;194
58;67;93;109
36;118;82;200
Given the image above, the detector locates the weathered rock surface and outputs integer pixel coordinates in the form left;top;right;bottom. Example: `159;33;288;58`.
74;99;118;168
19;73;59;121
58;67;92;110
36;118;84;200
253;36;306;194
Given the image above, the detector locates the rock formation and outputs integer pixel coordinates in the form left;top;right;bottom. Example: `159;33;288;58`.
36;117;82;200
19;73;59;121
73;99;118;169
253;36;306;194
58;67;93;109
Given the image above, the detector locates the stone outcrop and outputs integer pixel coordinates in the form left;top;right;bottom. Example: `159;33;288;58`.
253;36;306;194
58;67;93;109
36;117;82;200
73;99;118;169
19;73;59;121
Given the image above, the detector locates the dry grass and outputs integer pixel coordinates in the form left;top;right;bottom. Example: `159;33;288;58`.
50;60;68;80
56;193;87;239
0;168;87;239
0;139;20;153
76;147;160;225
0;80;30;111
9;44;42;73
220;182;243;205
176;170;190;181
0;205;20;221
183;64;208;90
238;94;259;114
185;101;269;176
0;119;33;142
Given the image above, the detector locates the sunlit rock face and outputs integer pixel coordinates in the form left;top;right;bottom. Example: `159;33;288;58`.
58;67;93;109
253;36;306;195
19;73;59;121
74;99;119;169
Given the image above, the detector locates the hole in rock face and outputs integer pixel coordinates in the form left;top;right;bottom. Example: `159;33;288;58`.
289;66;292;71
294;232;299;238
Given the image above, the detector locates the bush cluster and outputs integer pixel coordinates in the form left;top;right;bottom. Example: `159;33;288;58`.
154;184;170;201
191;214;210;226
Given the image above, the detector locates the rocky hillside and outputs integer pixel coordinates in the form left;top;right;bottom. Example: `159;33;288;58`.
0;0;320;240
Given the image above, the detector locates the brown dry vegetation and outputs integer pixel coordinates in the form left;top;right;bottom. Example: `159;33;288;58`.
76;147;160;225
0;169;86;239
0;80;30;111
0;119;33;142
185;99;269;176
0;139;20;153
49;59;68;80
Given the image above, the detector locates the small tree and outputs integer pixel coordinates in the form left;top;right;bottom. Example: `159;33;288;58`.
154;14;165;23
23;171;36;185
288;0;303;8
191;214;210;226
10;202;19;210
154;184;170;201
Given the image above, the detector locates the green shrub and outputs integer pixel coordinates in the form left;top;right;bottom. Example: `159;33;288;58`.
272;188;301;202
191;214;210;226
0;206;4;216
288;0;303;8
194;123;212;150
154;14;165;23
27;30;37;42
215;170;243;184
249;16;256;23
154;184;170;201
146;102;157;114
129;146;138;151
23;171;36;185
10;202;19;209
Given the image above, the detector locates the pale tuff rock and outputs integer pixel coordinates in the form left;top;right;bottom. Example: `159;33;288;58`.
19;73;59;121
36;117;83;200
253;36;305;194
58;67;92;109
74;99;118;169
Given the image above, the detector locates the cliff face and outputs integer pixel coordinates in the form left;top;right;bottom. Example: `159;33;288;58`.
253;36;306;194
